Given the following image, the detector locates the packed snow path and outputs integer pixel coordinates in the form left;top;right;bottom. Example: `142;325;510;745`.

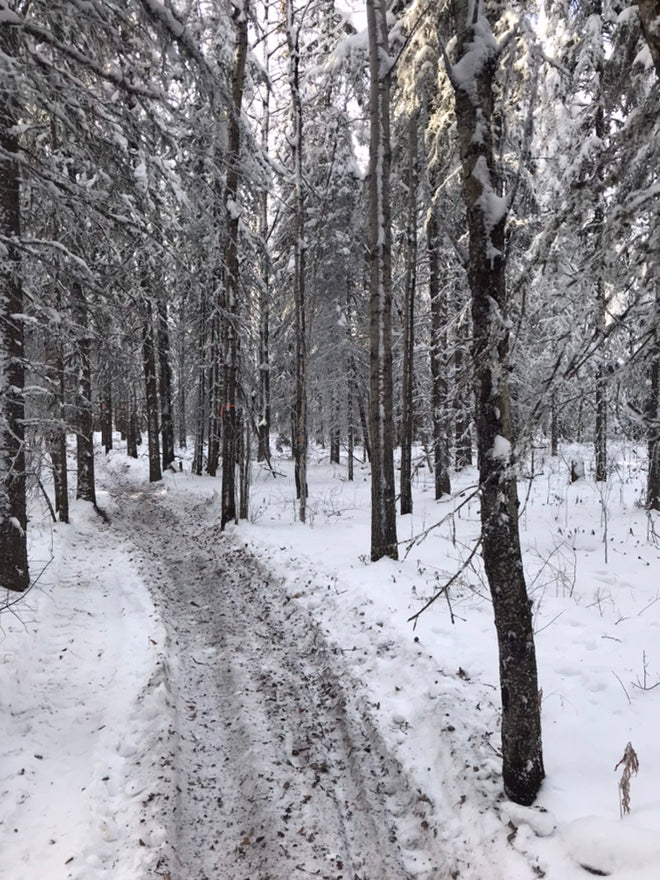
114;479;441;880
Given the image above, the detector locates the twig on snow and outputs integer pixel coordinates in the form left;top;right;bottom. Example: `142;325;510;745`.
612;670;631;705
408;537;481;629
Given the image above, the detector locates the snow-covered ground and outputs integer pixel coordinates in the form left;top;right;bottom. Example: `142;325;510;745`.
1;437;660;879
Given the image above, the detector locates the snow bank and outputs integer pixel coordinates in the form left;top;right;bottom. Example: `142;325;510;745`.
0;495;173;880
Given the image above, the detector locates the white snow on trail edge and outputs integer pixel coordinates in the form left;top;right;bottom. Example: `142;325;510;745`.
0;495;174;880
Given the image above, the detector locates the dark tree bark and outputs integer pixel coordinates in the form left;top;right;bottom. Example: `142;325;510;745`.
286;0;308;523
330;387;341;465
593;45;607;481
44;302;69;523
550;393;558;457
207;306;221;477
72;279;96;504
257;4;272;465
366;0;398;561
238;409;250;521
449;0;544;805
257;285;272;464
347;371;355;481
647;271;660;509
357;387;371;463
453;314;473;468
400;111;419;515
585;0;608;482
221;0;248;529
0;15;29;591
142;297;162;483
594;356;607;481
100;381;113;453
346;293;356;482
177;296;187;448
192;296;207;476
127;392;139;460
157;298;175;470
51;430;69;522
427;203;451;499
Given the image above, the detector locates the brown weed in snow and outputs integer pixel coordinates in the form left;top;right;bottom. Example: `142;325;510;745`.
614;742;639;817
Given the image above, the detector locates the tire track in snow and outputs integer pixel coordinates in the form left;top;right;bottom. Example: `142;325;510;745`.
112;481;447;880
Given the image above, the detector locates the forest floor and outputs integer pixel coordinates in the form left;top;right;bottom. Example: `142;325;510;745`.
2;439;660;879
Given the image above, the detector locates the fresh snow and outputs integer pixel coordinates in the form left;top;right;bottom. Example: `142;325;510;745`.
2;437;660;879
491;434;512;462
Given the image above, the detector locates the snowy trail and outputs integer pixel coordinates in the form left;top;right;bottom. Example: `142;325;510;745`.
112;479;444;880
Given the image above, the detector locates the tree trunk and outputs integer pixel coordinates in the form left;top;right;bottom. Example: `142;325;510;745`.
100;380;113;453
593;5;607;482
192;297;207;476
347;370;355;481
647;270;660;509
127;388;139;460
366;0;398;561
286;0;308;523
400;111;419;515
221;0;249;529
177;296;187;448
330;389;341;465
357;388;371;463
44;303;70;523
427;203;451;499
0;17;30;591
257;296;271;464
550;393;558;457
157;299;175;471
454;314;473;468
347;292;356;481
142;298;162;483
207;307;221;477
595;359;607;481
72;280;96;504
51;430;69;523
593;227;607;484
239;409;250;521
258;1;272;465
450;0;544;805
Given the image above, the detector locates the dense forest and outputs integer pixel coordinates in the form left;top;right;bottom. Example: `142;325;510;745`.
1;0;658;808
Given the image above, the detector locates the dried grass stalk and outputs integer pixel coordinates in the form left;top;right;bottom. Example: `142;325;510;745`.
614;742;639;817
